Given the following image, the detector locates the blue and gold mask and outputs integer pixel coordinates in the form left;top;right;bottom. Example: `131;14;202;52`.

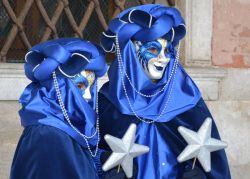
71;70;96;102
134;38;171;82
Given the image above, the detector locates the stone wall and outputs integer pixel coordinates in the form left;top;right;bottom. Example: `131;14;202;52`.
211;1;250;177
0;101;22;179
213;0;250;68
206;69;250;179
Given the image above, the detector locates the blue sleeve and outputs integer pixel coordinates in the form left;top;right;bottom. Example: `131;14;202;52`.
10;125;99;179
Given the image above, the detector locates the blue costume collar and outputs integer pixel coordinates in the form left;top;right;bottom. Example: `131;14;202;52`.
19;77;98;147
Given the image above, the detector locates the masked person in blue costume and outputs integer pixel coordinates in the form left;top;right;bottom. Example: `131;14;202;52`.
10;38;108;179
98;4;231;179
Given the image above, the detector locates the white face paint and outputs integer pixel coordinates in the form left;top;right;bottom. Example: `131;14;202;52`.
134;38;170;82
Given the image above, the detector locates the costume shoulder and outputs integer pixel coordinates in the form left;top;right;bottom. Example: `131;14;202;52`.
10;125;98;179
161;98;231;179
98;95;231;179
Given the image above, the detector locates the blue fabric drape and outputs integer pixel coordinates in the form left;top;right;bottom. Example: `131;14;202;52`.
101;41;201;122
10;125;99;179
19;77;99;148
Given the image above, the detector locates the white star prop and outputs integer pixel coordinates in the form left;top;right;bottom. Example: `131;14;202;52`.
177;117;227;172
102;123;149;178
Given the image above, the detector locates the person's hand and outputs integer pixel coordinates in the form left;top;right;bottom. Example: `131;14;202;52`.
101;151;137;179
103;167;127;179
180;166;204;179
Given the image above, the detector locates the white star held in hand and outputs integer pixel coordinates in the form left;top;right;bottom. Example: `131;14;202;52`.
102;123;150;178
177;117;227;172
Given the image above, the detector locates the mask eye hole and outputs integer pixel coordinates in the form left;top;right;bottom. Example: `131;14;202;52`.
77;82;86;90
147;47;158;55
164;48;169;55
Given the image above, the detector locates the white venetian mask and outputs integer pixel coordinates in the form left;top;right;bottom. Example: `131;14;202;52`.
71;70;95;102
134;38;170;82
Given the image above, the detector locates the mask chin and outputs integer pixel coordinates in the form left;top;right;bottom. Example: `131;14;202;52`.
82;86;92;102
146;69;165;80
145;59;167;81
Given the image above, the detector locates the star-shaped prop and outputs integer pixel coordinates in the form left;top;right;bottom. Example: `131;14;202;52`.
177;117;227;172
102;123;149;178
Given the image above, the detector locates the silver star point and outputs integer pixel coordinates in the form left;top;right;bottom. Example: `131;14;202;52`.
177;117;227;172
102;123;149;178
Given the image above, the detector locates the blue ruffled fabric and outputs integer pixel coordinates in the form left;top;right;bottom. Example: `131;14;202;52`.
101;5;186;51
25;38;107;81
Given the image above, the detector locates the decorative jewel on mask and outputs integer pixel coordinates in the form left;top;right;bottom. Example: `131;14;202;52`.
134;38;171;81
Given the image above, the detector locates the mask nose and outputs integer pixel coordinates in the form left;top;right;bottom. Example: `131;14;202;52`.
83;86;91;102
158;54;164;59
158;54;170;64
158;48;169;62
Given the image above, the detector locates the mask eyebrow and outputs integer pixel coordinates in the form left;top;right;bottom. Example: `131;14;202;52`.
71;73;89;88
144;40;162;49
140;40;162;56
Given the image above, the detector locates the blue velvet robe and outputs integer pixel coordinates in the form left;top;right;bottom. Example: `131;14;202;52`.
98;92;231;179
10;125;99;179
